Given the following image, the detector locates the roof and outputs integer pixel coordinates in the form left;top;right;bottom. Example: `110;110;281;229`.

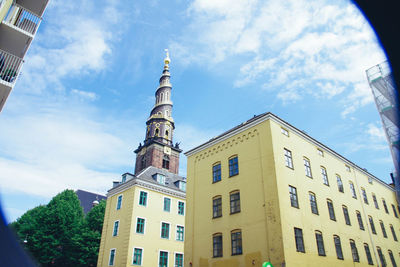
184;112;394;190
75;189;107;215
136;166;186;192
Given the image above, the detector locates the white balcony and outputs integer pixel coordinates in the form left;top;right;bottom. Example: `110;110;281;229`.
3;3;42;37
0;48;24;111
16;0;49;17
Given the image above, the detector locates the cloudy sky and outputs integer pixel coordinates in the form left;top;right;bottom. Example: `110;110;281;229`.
0;0;392;222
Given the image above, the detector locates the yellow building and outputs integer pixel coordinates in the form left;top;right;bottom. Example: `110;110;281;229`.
184;112;400;267
0;0;49;111
97;51;186;267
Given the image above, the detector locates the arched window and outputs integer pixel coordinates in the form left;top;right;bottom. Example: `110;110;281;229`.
162;155;170;169
160;92;164;101
155;128;159;136
213;233;223;257
231;229;242;255
315;231;325;256
230;190;240;214
165;130;169;138
166;91;169;100
309;192;318;214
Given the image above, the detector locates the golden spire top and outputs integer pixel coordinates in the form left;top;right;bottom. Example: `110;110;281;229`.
164;49;170;66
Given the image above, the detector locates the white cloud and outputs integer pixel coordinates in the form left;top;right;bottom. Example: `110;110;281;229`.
71;89;98;101
172;0;386;115
367;123;386;141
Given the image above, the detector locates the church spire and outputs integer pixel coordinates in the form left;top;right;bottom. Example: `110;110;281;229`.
134;50;181;175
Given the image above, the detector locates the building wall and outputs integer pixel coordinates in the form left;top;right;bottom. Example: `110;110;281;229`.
98;183;185;267
269;118;400;266
0;0;13;21
185;121;285;267
185;114;400;267
135;143;180;175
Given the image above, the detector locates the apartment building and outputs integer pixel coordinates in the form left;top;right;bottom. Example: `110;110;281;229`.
0;0;49;111
184;112;400;267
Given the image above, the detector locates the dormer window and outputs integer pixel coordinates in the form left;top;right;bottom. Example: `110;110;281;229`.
121;174;127;183
175;180;186;192
153;173;166;185
162;155;170;169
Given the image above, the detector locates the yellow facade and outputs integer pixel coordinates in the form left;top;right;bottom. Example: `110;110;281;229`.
98;175;185;267
185;112;400;267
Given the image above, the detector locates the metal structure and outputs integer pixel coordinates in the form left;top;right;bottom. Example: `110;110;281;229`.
366;61;400;203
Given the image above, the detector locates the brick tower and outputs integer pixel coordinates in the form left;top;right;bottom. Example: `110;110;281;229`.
134;49;182;175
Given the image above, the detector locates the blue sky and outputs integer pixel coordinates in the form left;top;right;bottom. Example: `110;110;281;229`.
0;0;392;222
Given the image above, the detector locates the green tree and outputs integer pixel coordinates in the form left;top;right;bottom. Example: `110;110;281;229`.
9;189;108;266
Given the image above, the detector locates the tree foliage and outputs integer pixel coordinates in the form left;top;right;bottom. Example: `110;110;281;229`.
10;190;106;267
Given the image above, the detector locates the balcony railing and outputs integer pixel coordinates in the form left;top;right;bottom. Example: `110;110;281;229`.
0;49;24;84
3;3;42;36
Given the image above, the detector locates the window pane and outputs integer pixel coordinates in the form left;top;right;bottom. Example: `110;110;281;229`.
164;198;171;212
364;244;373;265
213;197;222;218
117;195;122;210
357;212;364;230
229;156;239;176
133;248;142;265
289;186;298;208
309;193;318;215
327;201;336;221
321;167;329;185
343;206;351;225
136;218;145;234
213;234;223;257
213;164;221;183
175;253;183;267
178;201;185;215
350;240;359;262
315;232;325;256
113;221;119;236
284;149;293;168
231;231;243;255
294;228;305;252
159;251;168;267
230;192;241;214
304;158;312;177
139;192;147;206
161;223;170;239
109;249;116;266
369;217;376;234
334;236;343;260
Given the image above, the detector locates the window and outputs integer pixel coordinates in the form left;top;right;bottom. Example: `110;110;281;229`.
178;201;185;215
141;156;146;169
153;173;166;185
380;220;387;238
289;186;299;208
315;231;325;256
230;191;241;214
229;156;239;176
231;230;242;255
369;216;376;234
139;191;147;206
213;234;223;257
390;224;398;241
342;206;351;225
345;165;351;172
113;221;119;236
136;218;145;234
377;247;386;267
317;149;324;156
175;253;183;267
372;194;379;209
176;226;184;241
213;196;222;218
361;188;368;204
133;248;143;265
334;235;343;260
364;244;374;265
109;249;116;266
116;195;123;210
388;250;397;267
162;155;170;169
281;127;289;136
349;182;356;199
392;204;399;218
304;157;312;177
309;192;318;215
284;149;293;168
212;163;221;183
356;211;364;230
336;175;344;192
161;222;170;239
321;167;329;185
159;251;168;267
382;199;389;213
327;200;336;221
350;240;359;262
164;197;171;212
294;228;305;252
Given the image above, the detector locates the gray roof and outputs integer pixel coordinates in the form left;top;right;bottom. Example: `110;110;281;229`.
136;166;186;192
75;189;107;215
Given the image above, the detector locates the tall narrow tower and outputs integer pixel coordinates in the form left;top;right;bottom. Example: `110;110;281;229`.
134;49;182;175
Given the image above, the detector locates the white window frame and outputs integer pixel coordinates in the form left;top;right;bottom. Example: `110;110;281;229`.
132;247;144;266
158;250;169;267
160;221;171;239
135;216;146;235
112;220;120;237
109;248;116;266
178;201;185;215
176;224;184;241
174;251;184;267
116;194;123;210
163;197;171;212
138;190;148;206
